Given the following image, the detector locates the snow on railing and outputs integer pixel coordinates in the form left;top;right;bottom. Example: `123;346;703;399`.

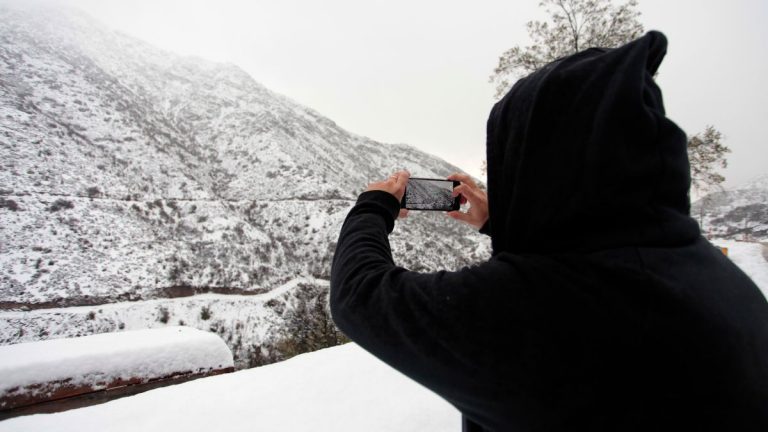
0;327;233;412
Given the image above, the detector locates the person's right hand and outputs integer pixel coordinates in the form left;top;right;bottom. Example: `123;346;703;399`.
446;173;488;230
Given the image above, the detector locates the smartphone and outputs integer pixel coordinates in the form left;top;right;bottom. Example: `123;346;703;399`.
400;177;460;211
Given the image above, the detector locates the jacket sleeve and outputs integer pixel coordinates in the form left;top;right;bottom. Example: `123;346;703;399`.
479;220;491;236
330;190;517;408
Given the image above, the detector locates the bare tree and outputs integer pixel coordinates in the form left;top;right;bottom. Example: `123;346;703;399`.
490;0;644;98
688;126;730;233
487;1;730;197
688;125;730;195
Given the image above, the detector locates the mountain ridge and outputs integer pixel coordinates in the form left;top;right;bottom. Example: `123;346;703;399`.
0;4;491;367
693;174;768;242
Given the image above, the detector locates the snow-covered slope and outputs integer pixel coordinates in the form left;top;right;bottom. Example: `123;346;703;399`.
0;4;491;366
0;343;462;432
692;174;768;241
0;4;489;305
0;278;338;369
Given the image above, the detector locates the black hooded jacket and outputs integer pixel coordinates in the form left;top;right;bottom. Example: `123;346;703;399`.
330;32;768;431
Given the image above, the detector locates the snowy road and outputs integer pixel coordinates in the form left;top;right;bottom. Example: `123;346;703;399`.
0;277;329;320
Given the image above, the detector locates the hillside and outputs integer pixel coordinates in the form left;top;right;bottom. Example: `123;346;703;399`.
692;174;768;242
0;4;490;367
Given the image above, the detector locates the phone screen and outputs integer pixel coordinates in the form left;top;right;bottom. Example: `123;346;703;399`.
400;178;460;211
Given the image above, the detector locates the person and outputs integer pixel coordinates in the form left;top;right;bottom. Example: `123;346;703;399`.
330;31;768;431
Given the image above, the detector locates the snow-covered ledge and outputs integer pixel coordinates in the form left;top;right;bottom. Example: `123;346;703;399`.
0;327;234;411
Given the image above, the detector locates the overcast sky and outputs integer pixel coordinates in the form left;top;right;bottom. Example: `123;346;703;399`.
23;0;768;187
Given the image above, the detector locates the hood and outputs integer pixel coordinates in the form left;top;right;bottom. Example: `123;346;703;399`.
485;31;700;255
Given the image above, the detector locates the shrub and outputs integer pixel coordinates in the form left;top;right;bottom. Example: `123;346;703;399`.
157;306;170;324
200;305;212;321
0;198;19;211
86;186;101;198
48;199;74;212
273;286;349;361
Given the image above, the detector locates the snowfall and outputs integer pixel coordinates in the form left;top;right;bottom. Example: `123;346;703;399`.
0;240;766;432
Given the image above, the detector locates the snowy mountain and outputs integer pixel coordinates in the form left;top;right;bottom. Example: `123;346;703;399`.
0;4;490;367
692;174;768;242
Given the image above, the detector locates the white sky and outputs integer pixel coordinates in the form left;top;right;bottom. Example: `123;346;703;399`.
21;0;768;187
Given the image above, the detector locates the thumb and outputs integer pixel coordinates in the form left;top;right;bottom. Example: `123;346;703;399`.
447;211;472;223
396;171;410;188
395;171;410;195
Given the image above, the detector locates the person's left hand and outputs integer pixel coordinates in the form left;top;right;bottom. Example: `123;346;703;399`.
366;170;410;219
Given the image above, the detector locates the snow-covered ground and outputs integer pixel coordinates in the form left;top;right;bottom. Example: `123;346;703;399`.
0;343;461;432
713;239;768;299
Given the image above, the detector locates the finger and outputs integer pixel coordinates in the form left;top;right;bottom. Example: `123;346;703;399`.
460;195;467;205
398;208;409;219
452;184;484;204
395;170;410;187
447;172;477;189
446;210;472;223
393;170;409;194
387;172;400;185
366;180;387;191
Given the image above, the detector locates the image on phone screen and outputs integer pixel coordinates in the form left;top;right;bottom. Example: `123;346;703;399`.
401;178;460;211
